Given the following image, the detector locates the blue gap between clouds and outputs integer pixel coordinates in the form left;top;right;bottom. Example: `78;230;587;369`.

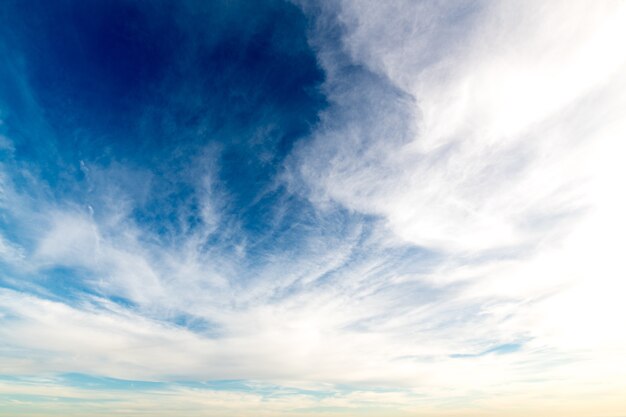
0;0;332;280
2;0;326;241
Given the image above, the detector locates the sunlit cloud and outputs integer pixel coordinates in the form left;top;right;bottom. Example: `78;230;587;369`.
1;0;625;416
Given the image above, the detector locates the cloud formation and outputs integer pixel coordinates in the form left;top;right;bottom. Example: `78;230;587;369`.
1;0;625;415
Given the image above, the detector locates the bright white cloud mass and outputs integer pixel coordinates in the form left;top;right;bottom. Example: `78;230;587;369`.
1;0;625;416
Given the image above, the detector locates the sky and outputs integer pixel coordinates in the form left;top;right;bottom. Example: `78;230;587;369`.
1;0;626;416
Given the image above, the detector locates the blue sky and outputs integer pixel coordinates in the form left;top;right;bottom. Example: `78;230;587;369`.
1;1;626;416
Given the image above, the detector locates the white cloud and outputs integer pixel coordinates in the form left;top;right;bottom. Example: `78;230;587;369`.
284;0;626;411
1;1;626;415
0;233;24;263
293;0;626;252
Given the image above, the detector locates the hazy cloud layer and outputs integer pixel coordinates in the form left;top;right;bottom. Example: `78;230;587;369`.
1;0;625;416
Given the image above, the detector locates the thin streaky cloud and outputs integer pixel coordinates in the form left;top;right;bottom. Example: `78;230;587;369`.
0;0;625;416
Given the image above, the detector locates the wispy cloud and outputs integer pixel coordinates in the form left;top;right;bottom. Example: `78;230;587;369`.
1;0;625;415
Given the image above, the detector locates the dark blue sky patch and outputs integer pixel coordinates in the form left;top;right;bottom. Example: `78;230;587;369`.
0;0;328;249
3;0;179;147
133;0;327;240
